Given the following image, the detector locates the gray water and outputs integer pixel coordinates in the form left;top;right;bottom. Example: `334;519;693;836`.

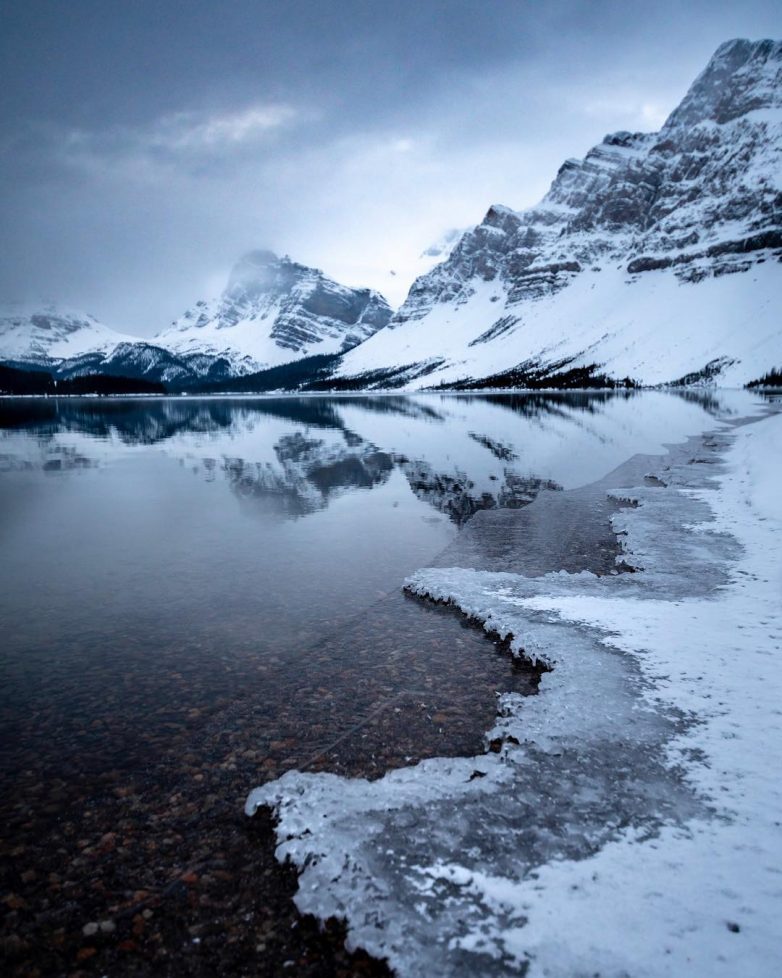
0;390;766;762
1;389;772;975
0;390;764;711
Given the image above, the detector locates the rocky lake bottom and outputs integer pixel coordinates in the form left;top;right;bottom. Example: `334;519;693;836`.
0;390;773;976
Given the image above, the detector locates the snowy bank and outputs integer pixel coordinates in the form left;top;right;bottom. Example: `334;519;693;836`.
247;408;782;977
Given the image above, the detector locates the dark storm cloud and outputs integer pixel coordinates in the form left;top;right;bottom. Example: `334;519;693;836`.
1;0;780;334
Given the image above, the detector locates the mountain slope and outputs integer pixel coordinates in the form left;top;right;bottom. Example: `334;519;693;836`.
53;342;232;386
0;305;136;366
1;254;393;387
0;306;229;388
156;250;393;375
334;38;782;390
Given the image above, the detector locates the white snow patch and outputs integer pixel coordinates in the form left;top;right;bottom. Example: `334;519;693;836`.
247;408;782;976
340;261;782;389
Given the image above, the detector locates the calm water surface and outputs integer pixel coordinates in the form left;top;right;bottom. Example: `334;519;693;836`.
0;390;765;753
0;390;770;975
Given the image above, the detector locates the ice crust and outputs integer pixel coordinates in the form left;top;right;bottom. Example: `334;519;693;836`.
246;410;782;977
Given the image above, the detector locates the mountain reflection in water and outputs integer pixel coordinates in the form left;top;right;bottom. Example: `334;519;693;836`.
0;390;756;526
0;388;771;978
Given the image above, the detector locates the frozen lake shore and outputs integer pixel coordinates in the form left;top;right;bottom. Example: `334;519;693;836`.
2;392;776;976
249;402;782;977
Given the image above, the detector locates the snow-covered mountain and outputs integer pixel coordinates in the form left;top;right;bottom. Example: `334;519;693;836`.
0;305;229;386
0;305;135;366
334;38;782;390
0;253;393;386
53;343;237;386
155;250;393;376
3;41;778;392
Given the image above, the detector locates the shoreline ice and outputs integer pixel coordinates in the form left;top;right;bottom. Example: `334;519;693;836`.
247;406;782;977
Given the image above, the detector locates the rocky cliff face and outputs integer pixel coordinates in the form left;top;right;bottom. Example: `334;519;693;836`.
0;306;134;366
156;250;393;375
336;39;782;390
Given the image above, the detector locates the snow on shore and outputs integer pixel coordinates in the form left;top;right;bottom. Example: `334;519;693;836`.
247;408;782;977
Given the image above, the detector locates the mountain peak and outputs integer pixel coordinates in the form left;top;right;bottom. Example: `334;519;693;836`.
157;250;392;374
334;37;782;391
236;249;281;269
226;250;298;295
0;304;132;363
663;37;782;129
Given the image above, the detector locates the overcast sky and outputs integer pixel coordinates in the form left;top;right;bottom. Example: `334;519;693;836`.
1;0;780;336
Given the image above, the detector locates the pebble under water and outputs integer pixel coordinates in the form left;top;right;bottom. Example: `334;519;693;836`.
0;391;760;976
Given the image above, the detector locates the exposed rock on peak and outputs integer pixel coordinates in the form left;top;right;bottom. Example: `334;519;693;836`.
663;38;782;129
335;38;782;391
225;250;312;298
156;251;392;375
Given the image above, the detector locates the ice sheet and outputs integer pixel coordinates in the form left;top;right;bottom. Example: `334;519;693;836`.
247;409;782;977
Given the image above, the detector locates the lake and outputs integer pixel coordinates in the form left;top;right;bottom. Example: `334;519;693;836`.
0;389;767;975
